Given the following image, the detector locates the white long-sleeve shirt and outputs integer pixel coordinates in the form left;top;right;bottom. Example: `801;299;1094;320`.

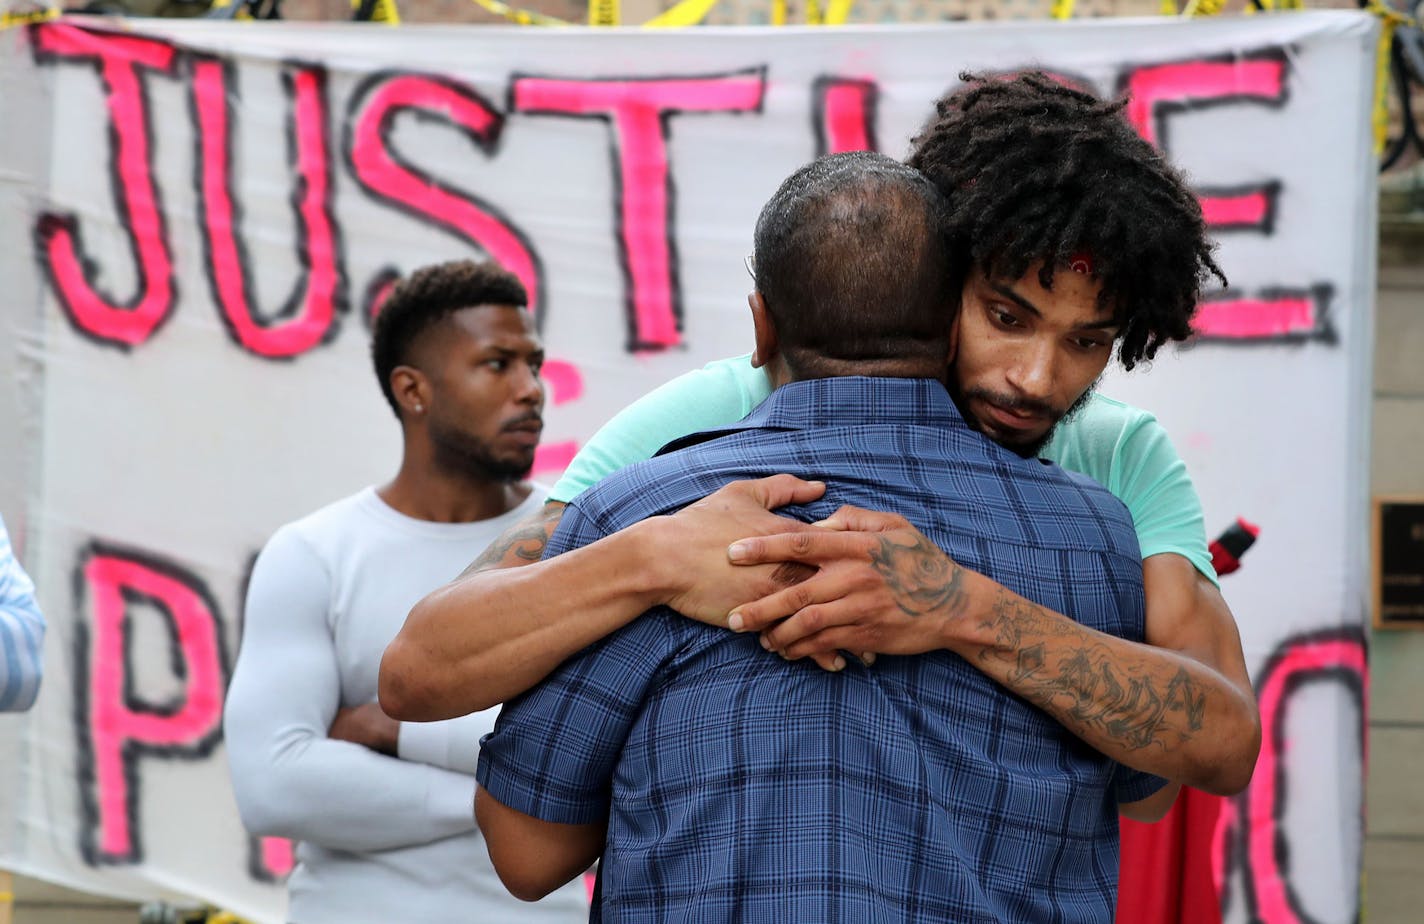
224;487;586;924
0;514;44;712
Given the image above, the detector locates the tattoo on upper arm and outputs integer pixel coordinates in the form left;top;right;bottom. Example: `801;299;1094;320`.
459;503;565;578
978;589;1208;753
867;532;969;619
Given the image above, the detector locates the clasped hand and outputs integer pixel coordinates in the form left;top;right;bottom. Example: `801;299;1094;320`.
663;476;966;672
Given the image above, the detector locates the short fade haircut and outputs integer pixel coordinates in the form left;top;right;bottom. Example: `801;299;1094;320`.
907;72;1227;370
752;151;956;378
370;259;528;416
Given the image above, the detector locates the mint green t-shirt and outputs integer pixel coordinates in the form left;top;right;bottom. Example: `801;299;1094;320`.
552;354;1217;585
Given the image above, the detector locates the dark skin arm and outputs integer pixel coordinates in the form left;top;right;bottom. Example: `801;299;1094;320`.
1120;781;1182;823
475;784;604;902
379;476;825;721
328;702;399;756
381;475;1259;794
729;505;1261;796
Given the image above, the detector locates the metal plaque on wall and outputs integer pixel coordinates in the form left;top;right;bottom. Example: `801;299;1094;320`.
1375;497;1424;629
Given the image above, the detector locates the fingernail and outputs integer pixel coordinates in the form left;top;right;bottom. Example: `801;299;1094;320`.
728;612;744;631
832;656;846;671
727;543;748;562
862;652;876;666
759;635;771;650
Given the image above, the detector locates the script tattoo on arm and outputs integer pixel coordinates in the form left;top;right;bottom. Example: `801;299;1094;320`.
867;531;971;619
977;590;1208;754
459;502;564;578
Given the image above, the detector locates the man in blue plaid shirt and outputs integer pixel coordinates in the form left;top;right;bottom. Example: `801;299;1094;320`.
475;152;1167;921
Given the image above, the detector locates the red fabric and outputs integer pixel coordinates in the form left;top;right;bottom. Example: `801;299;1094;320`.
1116;787;1226;924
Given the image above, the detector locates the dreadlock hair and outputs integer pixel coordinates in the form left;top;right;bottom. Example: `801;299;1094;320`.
907;71;1227;370
370;259;528;417
753;151;957;380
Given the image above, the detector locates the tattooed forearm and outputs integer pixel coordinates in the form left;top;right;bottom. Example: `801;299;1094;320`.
459;502;564;578
977;588;1208;753
980;591;1066;653
867;532;970;619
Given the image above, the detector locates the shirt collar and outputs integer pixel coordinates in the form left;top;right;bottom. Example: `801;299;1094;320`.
657;377;969;456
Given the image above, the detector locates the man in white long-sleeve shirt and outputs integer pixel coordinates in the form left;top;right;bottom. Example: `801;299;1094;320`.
1;513;44;712
224;260;585;924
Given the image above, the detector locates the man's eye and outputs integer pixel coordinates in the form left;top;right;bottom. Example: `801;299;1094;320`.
991;308;1020;328
486;359;509;371
1074;337;1108;351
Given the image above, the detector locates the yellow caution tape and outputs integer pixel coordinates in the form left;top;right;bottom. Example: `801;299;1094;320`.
468;0;572;25
588;0;619;24
1365;0;1416;155
0;6;59;27
1050;0;1075;20
824;0;855;24
351;0;402;23
1181;0;1225;17
642;0;719;27
806;0;823;25
206;0;257;19
770;0;787;24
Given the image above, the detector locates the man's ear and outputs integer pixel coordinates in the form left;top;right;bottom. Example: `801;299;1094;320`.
946;302;962;366
391;365;431;420
748;291;779;370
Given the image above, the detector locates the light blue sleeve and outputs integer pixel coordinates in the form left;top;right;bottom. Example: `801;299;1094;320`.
0;514;45;712
397;707;498;777
549;354;773;504
1042;396;1217;587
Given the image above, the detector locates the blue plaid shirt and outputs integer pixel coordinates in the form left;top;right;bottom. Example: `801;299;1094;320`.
478;377;1158;923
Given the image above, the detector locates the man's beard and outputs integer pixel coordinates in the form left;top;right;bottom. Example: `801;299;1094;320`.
947;377;1098;458
428;418;536;482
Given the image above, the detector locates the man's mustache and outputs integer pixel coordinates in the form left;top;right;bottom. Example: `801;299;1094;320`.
960;386;1063;420
501;412;544;431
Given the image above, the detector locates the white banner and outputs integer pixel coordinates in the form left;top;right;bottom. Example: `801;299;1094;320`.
0;12;1376;923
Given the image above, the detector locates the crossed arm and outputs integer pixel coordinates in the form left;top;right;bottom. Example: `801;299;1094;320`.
380;477;1260;805
226;530;484;851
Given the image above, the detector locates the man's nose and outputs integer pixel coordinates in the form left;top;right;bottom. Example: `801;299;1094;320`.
1005;341;1057;401
514;362;545;406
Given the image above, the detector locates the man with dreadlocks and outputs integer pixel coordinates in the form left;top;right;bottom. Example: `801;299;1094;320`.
476;150;1166;920
383;70;1259;862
